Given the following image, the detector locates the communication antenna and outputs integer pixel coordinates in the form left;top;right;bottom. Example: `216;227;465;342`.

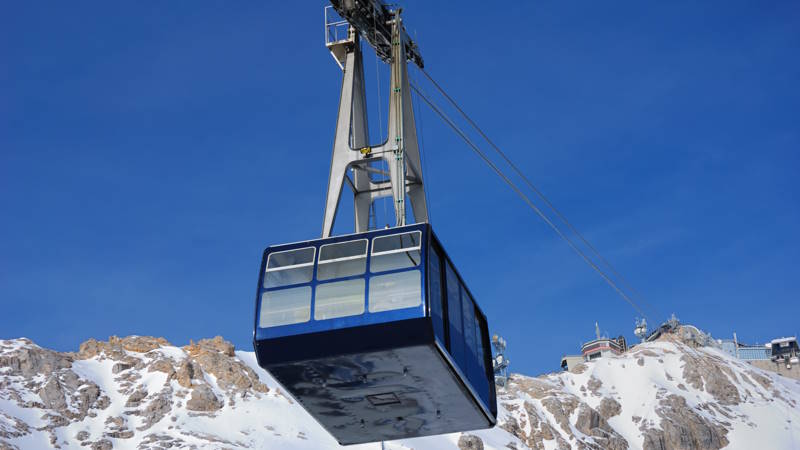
634;317;648;342
492;334;510;387
667;313;680;331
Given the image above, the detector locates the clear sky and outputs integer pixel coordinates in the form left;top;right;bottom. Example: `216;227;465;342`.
1;1;798;376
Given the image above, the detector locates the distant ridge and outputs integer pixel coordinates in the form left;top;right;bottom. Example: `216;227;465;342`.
1;326;799;449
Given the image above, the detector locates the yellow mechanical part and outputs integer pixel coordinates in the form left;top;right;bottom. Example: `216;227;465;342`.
359;146;372;156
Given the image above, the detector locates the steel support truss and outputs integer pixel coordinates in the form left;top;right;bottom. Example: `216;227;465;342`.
322;10;427;238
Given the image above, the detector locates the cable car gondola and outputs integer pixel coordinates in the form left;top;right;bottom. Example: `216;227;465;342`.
253;1;496;444
253;224;496;444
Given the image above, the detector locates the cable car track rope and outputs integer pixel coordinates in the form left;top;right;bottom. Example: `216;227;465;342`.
418;68;660;320
410;75;652;319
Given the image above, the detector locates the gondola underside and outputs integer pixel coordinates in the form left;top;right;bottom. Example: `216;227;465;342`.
263;343;493;445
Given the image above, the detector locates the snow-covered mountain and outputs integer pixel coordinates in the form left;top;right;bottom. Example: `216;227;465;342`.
1;328;799;450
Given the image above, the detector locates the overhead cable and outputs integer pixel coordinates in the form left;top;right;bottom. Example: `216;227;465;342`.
418;68;661;320
410;83;648;318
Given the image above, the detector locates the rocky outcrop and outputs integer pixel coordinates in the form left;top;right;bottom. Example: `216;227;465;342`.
0;412;30;440
175;358;202;388
183;337;268;395
0;339;72;377
641;395;728;450
0;335;274;449
574;403;628;450
458;433;485;450
680;353;741;405
598;397;622;419
501;376;628;450
137;388;173;430
186;385;221;412
38;376;67;410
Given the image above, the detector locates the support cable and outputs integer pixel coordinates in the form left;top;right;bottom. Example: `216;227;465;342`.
411;73;432;224
372;15;389;228
417;68;661;320
411;83;648;319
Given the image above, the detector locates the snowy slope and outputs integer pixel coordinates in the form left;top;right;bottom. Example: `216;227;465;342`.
1;329;799;450
498;336;800;450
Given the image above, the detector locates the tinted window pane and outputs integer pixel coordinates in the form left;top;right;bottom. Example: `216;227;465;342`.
370;231;422;273
314;279;365;320
267;247;315;269
259;286;311;327
474;308;489;379
370;249;421;273
428;244;446;344
473;309;491;406
368;270;422;312
446;262;464;364
265;247;315;288
265;267;314;288
461;285;477;365
372;231;421;253
317;240;367;280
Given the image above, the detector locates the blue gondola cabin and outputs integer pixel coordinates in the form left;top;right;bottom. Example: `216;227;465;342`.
252;223;497;444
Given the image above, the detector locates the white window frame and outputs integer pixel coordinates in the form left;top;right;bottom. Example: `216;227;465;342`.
370;231;422;257
265;246;316;274
318;239;368;265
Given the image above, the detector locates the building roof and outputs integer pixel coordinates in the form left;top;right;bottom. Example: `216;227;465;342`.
580;338;623;352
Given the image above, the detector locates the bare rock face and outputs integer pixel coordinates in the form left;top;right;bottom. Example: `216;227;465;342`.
138;389;174;430
574;404;629;450
125;389;147;408
112;362;132;374
76;336;171;360
184;336;235;357
103;415;134;439
118;336;171;354
681;354;741;405
0;412;30;439
186;384;222;412
176;358;202;388
89;438;113;450
457;433;484;450
38;376;68;410
146;358;175;378
541;395;578;435
501;375;624;450
76;383;101;414
642;395;729;450
598;397;622;419
0;341;72;377
182;337;268;394
586;376;603;396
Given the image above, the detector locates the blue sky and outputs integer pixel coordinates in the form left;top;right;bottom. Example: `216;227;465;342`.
1;1;798;376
